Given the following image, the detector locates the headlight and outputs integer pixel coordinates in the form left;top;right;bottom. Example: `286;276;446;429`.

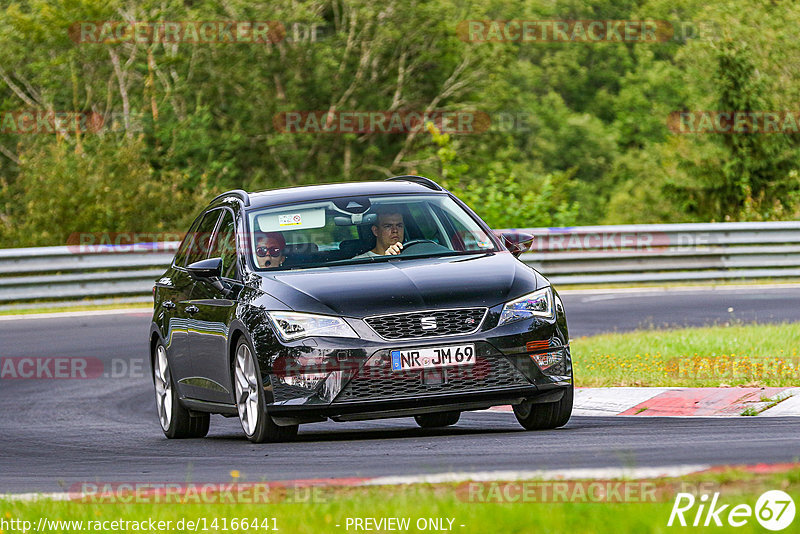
498;287;553;326
266;312;359;341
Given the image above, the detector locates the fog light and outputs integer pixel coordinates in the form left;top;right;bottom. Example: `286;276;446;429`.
278;373;327;389
531;351;562;370
530;347;566;376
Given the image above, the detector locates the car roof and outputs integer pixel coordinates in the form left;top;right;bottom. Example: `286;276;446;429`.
238;180;447;210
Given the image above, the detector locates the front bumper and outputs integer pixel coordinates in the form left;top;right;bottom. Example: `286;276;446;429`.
269;384;572;424
252;310;572;424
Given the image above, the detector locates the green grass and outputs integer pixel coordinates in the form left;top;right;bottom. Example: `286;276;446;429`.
0;302;150;316
571;322;800;387
558;278;800;291
2;467;798;533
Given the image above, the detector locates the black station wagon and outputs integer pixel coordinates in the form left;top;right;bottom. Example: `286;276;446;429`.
149;176;573;442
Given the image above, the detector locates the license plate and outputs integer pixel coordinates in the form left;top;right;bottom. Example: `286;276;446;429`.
391;344;475;371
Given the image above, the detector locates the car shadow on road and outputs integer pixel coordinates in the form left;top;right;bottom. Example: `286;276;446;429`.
203;417;579;443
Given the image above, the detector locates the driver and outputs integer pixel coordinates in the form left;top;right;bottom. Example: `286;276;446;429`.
354;209;404;258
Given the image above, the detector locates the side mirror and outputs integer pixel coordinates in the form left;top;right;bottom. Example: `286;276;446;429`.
186;257;228;293
186;257;223;279
501;232;534;258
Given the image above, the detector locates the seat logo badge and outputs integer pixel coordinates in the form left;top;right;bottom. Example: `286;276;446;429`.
420;317;437;330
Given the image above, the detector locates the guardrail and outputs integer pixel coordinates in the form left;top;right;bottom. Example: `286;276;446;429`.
1;221;799;304
517;221;800;285
0;242;177;303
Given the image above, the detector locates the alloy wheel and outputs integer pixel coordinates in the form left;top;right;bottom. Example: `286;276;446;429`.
234;343;260;436
153;344;173;431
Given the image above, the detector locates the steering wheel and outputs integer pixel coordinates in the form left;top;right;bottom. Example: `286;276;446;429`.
399;239;439;253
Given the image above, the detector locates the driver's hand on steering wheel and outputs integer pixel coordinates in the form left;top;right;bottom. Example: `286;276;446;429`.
384;242;404;255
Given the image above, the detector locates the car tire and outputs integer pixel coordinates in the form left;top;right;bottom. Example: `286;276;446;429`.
414;411;461;428
233;338;298;443
153;341;210;439
513;385;573;430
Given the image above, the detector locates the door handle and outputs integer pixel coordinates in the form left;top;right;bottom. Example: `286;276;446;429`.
185;305;199;314
162;300;176;310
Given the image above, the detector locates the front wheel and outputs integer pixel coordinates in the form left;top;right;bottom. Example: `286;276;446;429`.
513;386;573;430
152;342;209;438
233;338;298;443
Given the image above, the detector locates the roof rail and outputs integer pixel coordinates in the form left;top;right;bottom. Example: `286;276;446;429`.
210;189;250;207
385;175;443;191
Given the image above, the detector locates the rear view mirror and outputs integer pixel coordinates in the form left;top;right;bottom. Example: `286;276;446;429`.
333;213;378;226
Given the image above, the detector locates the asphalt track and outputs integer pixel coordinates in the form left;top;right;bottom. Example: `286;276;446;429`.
1;286;799;494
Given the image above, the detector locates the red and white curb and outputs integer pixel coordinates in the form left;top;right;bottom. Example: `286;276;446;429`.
484;387;800;416
760;390;800;416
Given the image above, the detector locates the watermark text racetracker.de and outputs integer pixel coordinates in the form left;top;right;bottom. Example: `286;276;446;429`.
458;20;672;42
66;232;184;254
70;21;329;44
665;356;800;381
70;21;285;44
668;111;800;134
522;228;717;253
69;481;328;504
457;480;664;503
273;110;491;134
458;20;723;44
457;480;752;505
0;111;141;134
0;357;145;379
64;228;721;256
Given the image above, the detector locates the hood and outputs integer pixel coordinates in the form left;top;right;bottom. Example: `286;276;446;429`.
259;252;546;317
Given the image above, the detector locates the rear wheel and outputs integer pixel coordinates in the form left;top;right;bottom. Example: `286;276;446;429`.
233;338;298;443
153;342;209;438
414;411;460;428
513;385;573;430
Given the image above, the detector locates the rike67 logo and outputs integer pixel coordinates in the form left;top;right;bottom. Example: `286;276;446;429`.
668;490;795;530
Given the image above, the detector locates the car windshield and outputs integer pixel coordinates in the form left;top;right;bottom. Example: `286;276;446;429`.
246;194;497;271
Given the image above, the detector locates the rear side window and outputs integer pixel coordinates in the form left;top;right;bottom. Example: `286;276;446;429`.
210;210;239;279
183;209;222;267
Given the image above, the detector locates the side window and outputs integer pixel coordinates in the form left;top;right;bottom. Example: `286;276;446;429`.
184;210;222;266
173;215;202;267
210;210;239;279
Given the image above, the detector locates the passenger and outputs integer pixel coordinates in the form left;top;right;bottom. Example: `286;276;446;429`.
255;231;286;268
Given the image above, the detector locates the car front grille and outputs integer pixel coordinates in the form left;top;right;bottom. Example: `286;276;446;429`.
365;307;487;340
333;352;531;402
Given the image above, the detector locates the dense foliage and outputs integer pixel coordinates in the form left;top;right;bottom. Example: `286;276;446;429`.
0;0;798;246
